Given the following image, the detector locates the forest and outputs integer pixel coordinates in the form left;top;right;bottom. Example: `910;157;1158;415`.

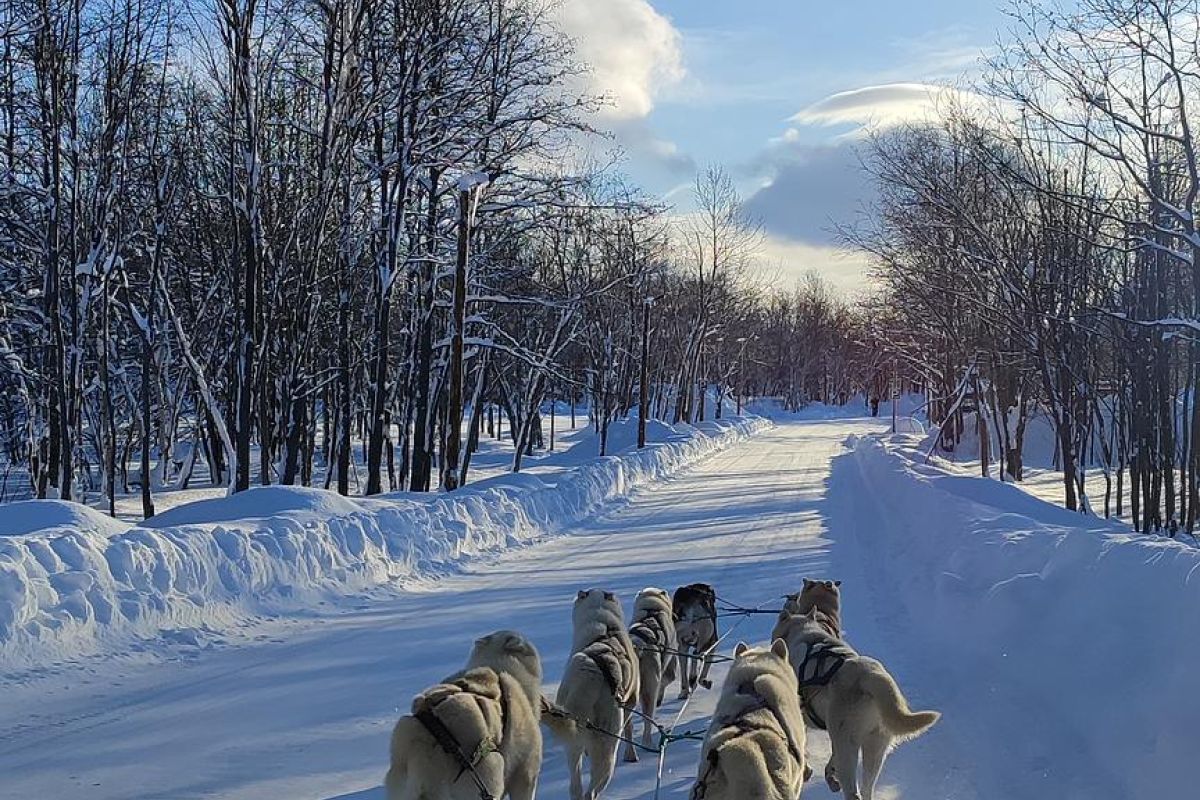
0;0;867;515
858;0;1200;534
6;0;1200;538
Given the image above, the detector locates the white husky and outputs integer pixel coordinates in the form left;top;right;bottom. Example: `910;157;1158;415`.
385;630;543;800
624;587;678;759
690;639;809;800
772;608;940;800
545;588;640;800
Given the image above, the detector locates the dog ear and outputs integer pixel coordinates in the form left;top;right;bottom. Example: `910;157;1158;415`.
475;635;489;648
504;635;528;654
576;589;588;601
770;638;789;660
734;641;749;657
802;578;813;588
603;591;615;602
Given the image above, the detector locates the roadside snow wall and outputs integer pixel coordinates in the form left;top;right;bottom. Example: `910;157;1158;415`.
834;433;1200;799
0;416;768;667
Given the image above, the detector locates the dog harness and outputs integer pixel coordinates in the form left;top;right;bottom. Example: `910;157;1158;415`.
412;669;511;800
581;626;634;701
691;684;807;799
794;638;856;731
795;639;855;687
629;611;670;653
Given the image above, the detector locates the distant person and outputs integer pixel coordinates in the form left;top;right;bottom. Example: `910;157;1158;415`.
869;396;880;417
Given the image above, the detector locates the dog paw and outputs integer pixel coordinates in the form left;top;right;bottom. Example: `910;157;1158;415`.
699;679;712;689
825;771;841;793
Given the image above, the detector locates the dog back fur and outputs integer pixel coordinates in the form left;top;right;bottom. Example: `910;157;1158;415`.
549;589;640;800
772;609;939;800
624;587;679;756
385;630;543;800
690;639;808;800
630;587;677;675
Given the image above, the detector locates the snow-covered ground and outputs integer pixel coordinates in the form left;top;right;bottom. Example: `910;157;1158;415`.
0;413;1193;799
922;406;1174;528
839;431;1200;800
0;415;762;667
0;406;603;521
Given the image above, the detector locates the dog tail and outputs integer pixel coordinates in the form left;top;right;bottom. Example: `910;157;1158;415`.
863;669;940;740
539;695;579;743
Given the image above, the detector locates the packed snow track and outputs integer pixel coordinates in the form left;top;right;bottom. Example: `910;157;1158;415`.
0;418;1056;798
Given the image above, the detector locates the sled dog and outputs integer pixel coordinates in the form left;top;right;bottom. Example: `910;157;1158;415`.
782;578;842;636
625;587;678;758
672;582;718;699
689;639;809;800
772;608;940;800
385;630;543;800
544;588;640;800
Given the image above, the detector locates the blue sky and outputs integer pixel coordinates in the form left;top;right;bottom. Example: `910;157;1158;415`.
557;0;1010;293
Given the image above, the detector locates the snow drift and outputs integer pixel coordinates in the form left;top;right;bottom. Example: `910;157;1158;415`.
833;433;1200;799
0;499;131;538
0;415;768;667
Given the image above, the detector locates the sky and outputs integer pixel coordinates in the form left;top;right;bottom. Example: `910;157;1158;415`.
555;0;1011;296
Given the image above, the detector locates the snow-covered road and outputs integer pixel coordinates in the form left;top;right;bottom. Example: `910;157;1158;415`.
0;419;958;800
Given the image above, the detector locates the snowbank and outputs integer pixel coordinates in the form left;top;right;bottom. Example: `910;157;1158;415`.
0;415;769;667
0;499;130;538
834;433;1200;798
142;485;371;528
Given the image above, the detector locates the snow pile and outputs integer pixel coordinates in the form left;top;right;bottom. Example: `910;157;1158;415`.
0;415;769;667
834;433;1200;798
143;485;371;528
0;499;130;538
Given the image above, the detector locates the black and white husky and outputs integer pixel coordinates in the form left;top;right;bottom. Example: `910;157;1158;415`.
672;582;719;699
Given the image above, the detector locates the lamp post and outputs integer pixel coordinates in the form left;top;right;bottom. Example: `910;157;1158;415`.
442;171;489;491
638;296;656;449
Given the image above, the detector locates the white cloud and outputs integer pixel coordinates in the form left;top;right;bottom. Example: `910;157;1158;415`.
755;236;876;297
789;82;983;130
555;0;685;121
738;83;1000;257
